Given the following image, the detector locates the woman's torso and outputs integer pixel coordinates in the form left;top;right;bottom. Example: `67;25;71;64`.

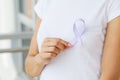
37;0;109;80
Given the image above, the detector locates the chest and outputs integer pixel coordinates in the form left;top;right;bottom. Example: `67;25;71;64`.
41;0;108;34
37;0;108;52
40;0;107;37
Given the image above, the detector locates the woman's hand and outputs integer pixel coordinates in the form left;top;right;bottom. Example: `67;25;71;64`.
25;17;72;77
35;38;72;65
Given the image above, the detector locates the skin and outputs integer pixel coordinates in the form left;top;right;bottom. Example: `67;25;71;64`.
25;17;71;77
25;16;120;79
100;16;120;80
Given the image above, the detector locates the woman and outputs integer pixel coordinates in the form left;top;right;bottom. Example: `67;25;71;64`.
25;0;120;80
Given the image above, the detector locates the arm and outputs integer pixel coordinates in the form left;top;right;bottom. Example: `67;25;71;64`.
100;16;120;80
25;17;46;77
25;17;71;77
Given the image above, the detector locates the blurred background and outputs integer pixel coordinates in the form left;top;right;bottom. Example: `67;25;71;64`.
0;0;38;80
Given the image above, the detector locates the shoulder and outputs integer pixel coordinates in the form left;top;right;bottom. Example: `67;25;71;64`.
106;0;120;23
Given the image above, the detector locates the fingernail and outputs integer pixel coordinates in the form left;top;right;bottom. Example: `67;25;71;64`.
68;43;72;47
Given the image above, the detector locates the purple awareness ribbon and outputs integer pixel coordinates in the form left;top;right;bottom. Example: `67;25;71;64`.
70;19;86;46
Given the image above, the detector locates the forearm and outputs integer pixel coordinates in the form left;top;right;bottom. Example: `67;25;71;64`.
25;54;46;77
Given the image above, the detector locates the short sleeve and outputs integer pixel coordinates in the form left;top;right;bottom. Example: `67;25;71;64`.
107;0;120;22
34;0;48;19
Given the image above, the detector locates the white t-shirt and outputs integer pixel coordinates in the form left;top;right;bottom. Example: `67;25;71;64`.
34;0;120;80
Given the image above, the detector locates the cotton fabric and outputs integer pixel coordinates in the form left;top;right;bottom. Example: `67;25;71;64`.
34;0;120;80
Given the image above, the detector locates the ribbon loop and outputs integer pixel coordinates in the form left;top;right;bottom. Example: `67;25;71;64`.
70;19;86;46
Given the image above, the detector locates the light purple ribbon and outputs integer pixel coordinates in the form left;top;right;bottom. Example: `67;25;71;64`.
70;19;86;46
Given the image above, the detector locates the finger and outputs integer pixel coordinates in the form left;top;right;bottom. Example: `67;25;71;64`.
42;47;60;54
46;38;72;47
39;53;55;64
59;38;71;47
43;41;65;51
40;53;57;59
55;42;66;51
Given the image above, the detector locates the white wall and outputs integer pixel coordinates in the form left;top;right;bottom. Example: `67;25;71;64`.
0;0;17;80
0;0;15;33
